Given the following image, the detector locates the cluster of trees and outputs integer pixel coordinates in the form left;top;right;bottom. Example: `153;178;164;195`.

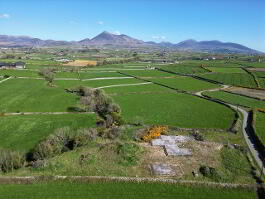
39;67;56;86
96;57;139;66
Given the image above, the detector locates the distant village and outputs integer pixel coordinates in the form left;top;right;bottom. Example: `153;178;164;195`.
0;62;25;69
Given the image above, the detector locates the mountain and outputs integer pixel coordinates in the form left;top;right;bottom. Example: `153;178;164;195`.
0;35;72;47
79;31;144;46
0;32;263;54
174;39;261;54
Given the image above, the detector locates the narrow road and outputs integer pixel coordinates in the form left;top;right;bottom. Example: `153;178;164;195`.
0;76;12;84
195;85;265;176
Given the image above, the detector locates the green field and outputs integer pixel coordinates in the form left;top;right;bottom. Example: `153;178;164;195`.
55;78;145;89
0;69;40;77
255;111;265;145
258;78;265;88
205;67;246;73
203;91;265;109
253;71;265;78
0;182;256;199
119;70;175;77
103;83;173;95
113;92;235;129
0;114;96;151
55;71;127;79
198;73;257;88
159;64;207;74
147;76;219;92
0;79;77;112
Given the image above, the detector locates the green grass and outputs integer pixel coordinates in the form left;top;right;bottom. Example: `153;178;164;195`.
205;67;246;73
103;84;173;95
113;93;235;129
0;181;257;199
258;78;265;88
253;71;265;78
203;91;265;109
198;73;257;88
160;64;207;74
0;114;97;151
0;79;78;112
255;111;265;145
148;77;219;92
119;70;175;77
55;71;127;79
0;69;40;77
55;78;145;89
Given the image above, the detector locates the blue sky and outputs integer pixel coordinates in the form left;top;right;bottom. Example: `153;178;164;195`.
0;0;264;51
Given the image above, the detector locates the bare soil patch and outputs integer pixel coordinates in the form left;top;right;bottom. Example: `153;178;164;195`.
247;68;265;72
63;60;97;67
225;87;265;100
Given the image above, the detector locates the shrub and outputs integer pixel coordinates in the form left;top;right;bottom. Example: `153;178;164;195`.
0;149;25;172
132;116;145;126
30;127;98;160
190;131;204;141
142;126;168;142
199;165;226;182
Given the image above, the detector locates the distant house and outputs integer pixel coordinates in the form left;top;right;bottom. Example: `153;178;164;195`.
15;62;26;69
0;62;25;69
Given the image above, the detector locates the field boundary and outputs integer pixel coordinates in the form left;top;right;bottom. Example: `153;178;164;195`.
0;175;261;189
0;112;95;116
242;68;261;88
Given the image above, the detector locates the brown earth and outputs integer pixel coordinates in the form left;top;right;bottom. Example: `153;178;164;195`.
225;87;265;100
63;60;97;67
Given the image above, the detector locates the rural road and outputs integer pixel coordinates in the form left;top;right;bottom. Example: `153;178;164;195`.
196;85;265;176
0;76;12;84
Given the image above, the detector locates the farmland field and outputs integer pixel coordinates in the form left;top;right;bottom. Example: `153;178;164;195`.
255;111;265;145
0;114;97;151
55;71;127;79
205;67;246;73
159;64;207;74
203;91;265;109
113;92;235;129
0;182;257;199
198;73;257;88
147;76;220;92
118;69;175;77
0;79;78;112
55;78;145;89
0;69;40;77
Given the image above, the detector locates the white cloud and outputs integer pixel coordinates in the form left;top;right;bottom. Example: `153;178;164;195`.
97;21;104;25
0;14;10;19
113;30;121;35
152;35;166;40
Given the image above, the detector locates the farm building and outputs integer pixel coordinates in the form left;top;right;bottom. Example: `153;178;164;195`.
0;62;25;69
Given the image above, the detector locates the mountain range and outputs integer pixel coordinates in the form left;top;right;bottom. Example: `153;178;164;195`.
0;31;262;54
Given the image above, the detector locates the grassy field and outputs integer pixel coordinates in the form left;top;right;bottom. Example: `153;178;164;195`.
0;114;96;151
0;69;40;77
113;92;235;129
0;79;78;112
205;67;246;73
203;91;265;109
255;111;265;145
159;64;207;74
103;83;174;95
55;78;145;89
55;71;127;79
119;70;175;77
147;77;220;92
198;73;257;88
258;78;265;88
0;182;257;199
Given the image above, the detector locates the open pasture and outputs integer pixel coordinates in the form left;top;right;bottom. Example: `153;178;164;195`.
159;64;207;74
203;91;265;109
55;78;145;89
118;69;175;77
255;111;265;145
0;69;40;77
0;114;96;151
198;73;257;88
0;181;256;199
205;67;246;73
113;92;235;129
0;79;78;112
148;76;220;92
